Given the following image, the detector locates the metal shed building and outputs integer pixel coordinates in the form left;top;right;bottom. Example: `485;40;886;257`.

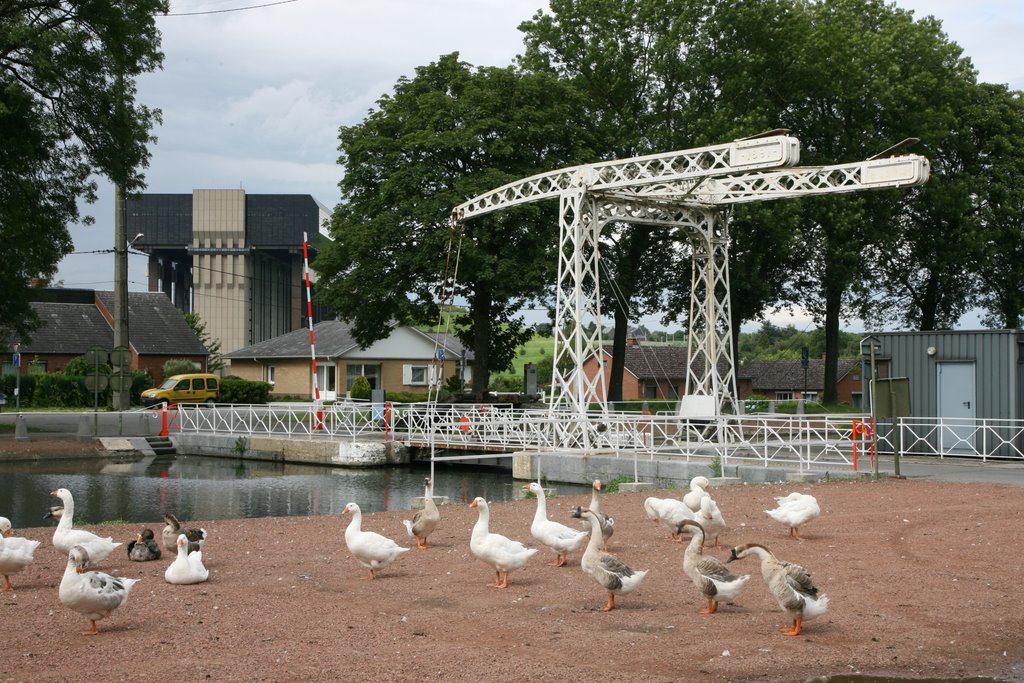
864;329;1024;457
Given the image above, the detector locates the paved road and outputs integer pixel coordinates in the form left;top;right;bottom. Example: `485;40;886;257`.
873;454;1024;486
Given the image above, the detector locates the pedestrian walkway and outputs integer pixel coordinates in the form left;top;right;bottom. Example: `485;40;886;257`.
876;455;1024;486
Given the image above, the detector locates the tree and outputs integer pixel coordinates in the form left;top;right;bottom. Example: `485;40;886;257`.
183;312;223;372
0;1;167;341
314;54;593;396
968;84;1024;328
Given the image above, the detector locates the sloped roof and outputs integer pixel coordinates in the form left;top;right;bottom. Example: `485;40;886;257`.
598;345;727;380
21;303;114;354
742;358;859;392
225;320;358;359
95;291;208;356
21;291;207;357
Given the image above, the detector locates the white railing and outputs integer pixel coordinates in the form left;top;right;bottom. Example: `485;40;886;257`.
169;403;1024;468
873;417;1024;462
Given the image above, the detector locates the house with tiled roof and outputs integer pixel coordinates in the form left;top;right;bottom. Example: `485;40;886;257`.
740;358;863;406
5;288;208;382
224;320;472;400
581;339;754;402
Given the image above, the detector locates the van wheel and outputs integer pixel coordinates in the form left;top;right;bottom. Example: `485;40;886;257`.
206;399;216;407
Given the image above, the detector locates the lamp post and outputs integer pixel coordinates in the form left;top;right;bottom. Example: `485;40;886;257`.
860;335;881;478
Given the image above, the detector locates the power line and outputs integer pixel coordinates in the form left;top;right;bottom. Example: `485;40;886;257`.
162;0;300;16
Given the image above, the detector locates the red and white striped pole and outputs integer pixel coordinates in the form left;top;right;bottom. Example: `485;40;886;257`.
303;232;323;430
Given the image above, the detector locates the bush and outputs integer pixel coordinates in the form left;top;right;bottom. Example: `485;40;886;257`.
350;375;371;400
33;373;90;407
219;377;272;404
1;373;36;406
64;355;110;376
162;358;197;378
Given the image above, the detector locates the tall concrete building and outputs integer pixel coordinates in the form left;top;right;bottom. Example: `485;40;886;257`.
127;190;331;363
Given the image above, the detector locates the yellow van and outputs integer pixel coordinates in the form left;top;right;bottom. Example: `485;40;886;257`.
142;373;220;407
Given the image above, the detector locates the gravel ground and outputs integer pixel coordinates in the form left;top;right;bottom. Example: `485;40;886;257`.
2;476;1023;682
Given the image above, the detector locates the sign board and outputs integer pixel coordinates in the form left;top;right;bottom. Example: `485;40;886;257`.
84;347;107;367
84;374;109;392
12;352;20;368
109;371;133;393
110;346;132;369
872;377;911;418
436;348;445;361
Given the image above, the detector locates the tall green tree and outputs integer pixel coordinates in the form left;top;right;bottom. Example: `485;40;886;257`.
314;54;593;396
971;84;1024;328
0;1;167;341
518;0;697;402
183;311;223;372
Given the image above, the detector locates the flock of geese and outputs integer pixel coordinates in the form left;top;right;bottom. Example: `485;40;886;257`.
0;477;827;637
339;476;828;636
0;488;210;635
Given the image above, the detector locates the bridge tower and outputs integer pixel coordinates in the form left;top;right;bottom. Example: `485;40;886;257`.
454;134;929;425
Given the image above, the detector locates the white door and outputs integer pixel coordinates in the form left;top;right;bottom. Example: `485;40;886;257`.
316;363;337;401
937;362;976;454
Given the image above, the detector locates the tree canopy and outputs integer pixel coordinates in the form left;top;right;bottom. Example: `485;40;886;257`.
0;1;167;341
314;53;594;395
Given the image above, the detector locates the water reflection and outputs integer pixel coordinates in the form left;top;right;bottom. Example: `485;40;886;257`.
0;455;590;529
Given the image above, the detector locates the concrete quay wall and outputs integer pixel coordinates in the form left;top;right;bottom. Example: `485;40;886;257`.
173;434;410;467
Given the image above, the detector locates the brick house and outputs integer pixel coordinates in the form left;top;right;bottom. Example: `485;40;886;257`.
4;288;208;382
224;320;471;400
739;358;864;405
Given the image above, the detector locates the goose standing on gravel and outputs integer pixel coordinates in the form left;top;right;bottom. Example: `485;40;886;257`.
586;479;614;550
49;489;121;562
0;517;41;592
469;497;537;588
693;494;727;549
642;493;695;542
58;545;140;635
571;507;648;611
127;528;162;562
682;476;713;513
728;542;829;636
164;533;209;584
677;520;749;614
162;513;207;554
342;502;409;579
765;492;820;540
524;482;588;567
402;477;441;549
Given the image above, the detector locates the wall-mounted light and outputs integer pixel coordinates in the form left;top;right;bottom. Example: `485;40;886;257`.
926;346;937;356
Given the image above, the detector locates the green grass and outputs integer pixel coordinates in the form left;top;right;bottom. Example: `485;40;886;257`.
491;335;553;381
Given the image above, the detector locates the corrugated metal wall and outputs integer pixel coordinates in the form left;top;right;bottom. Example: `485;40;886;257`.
875;330;1022;420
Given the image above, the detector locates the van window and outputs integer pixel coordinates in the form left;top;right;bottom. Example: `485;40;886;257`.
175;379;190;391
208;378;218;390
192;379;205;390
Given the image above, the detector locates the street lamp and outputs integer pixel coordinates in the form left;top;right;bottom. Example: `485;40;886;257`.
860;335;881;477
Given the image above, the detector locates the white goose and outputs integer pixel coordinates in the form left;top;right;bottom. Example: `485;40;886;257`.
587;479;614;550
49;489;121;562
682;476;713;512
402;477;441;549
678;520;749;614
642;494;695;542
342;502;409;579
164;533;209;584
58;545;140;635
572;507;648;611
523;482;588;567
693;493;727;549
0;517;41;592
728;542;830;636
469;497;537;589
765;492;821;540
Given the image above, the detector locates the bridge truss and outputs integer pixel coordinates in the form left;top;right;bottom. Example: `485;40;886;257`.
453;134;929;422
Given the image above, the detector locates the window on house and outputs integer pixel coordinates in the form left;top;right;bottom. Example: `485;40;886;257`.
267;366;276;385
1;362;15;376
28;360;46;374
803;391;819;402
775;391;793;401
345;363;380;390
403;364;429;386
645;382;658;399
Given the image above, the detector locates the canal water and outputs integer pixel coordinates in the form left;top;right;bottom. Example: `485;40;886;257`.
0;453;591;530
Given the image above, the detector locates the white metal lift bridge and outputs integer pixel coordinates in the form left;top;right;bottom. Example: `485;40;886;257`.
452;133;929;427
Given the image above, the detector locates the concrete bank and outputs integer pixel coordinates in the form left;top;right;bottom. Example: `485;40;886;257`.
173;433;411;467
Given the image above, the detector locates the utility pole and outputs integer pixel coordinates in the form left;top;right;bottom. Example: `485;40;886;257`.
113;182;131;411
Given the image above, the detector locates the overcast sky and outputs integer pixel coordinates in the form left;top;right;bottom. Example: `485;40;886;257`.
53;0;1024;331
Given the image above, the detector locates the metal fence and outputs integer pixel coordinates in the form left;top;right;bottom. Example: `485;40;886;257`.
151;403;1024;468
